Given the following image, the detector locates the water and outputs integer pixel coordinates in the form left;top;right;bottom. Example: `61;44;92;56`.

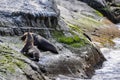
91;37;120;79
91;24;120;80
116;23;120;30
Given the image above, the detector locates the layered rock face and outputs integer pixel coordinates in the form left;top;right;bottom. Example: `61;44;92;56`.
0;0;109;80
0;0;59;37
80;0;120;23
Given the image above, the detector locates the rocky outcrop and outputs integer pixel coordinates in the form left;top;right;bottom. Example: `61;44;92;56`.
0;0;108;80
0;43;45;80
38;44;105;79
56;0;120;46
0;0;59;37
0;35;106;79
80;0;120;23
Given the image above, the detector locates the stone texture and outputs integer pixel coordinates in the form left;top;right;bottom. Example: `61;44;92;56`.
0;0;59;37
80;0;120;23
0;43;45;80
0;0;107;80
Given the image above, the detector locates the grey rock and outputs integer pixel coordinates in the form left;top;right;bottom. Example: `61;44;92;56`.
80;0;120;23
0;0;106;80
0;0;60;36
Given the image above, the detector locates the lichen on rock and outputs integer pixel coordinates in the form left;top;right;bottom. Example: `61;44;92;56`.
0;43;44;80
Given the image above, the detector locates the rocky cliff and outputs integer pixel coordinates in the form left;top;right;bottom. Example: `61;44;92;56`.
80;0;120;23
55;0;120;46
0;0;119;80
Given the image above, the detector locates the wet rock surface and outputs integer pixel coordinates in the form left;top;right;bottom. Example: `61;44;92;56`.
91;38;120;80
0;36;106;79
0;0;59;37
38;44;105;79
0;0;108;80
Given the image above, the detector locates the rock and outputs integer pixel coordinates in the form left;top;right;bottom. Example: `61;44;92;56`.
0;0;59;36
0;0;107;80
56;0;120;46
0;44;45;80
37;44;105;79
0;35;106;79
91;32;100;37
80;0;120;23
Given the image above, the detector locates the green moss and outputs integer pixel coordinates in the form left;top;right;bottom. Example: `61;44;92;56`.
51;20;91;48
15;60;26;69
0;54;15;73
5;54;13;63
58;36;74;44
51;22;90;48
70;14;103;29
67;23;87;38
0;44;26;74
74;35;81;42
6;63;15;73
70;42;85;48
0;56;7;64
52;30;64;39
68;23;90;40
0;60;16;73
0;46;14;54
68;23;83;33
58;35;88;48
78;16;102;28
95;10;103;17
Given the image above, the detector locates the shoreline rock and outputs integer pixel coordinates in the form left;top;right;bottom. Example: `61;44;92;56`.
0;0;110;79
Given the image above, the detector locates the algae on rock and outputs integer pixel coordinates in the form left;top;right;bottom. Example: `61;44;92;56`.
0;44;44;80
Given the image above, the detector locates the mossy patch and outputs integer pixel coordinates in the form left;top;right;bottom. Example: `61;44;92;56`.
0;56;16;73
52;30;88;48
5;63;16;73
0;44;26;74
52;30;64;39
94;10;103;17
70;14;102;29
14;60;26;69
70;42;86;47
0;56;8;67
52;23;90;48
78;16;102;28
58;36;74;44
58;35;88;48
68;23;83;33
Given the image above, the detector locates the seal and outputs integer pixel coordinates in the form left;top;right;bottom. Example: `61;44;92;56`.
21;32;40;61
21;32;58;54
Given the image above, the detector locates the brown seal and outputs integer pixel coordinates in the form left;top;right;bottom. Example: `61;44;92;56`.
21;32;40;61
21;32;58;54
